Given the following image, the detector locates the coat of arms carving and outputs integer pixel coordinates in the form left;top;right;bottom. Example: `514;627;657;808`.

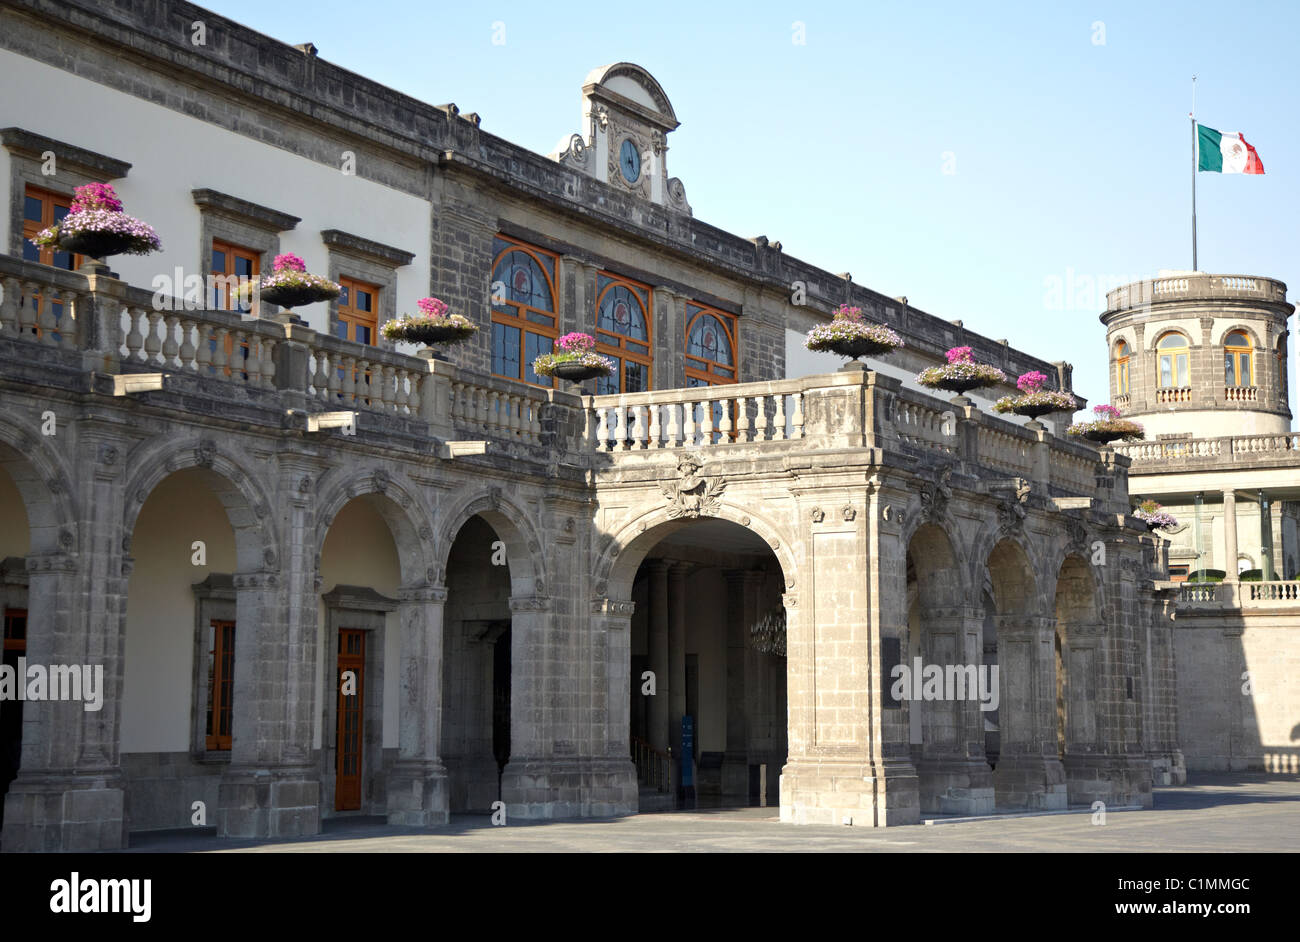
660;453;726;519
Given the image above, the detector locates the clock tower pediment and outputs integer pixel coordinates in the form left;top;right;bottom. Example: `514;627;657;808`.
550;62;692;215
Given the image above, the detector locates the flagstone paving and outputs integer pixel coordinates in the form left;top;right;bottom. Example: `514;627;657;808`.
121;774;1300;853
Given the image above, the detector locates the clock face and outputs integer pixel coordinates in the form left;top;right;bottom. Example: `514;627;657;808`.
619;138;641;183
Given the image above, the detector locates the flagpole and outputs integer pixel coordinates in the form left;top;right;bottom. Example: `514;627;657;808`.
1191;75;1198;271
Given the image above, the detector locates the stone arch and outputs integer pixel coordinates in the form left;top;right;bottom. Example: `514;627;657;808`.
966;520;1041;613
0;416;79;556
597;503;797;603
315;466;434;588
1213;322;1265;348
984;536;1040;616
121;436;275;573
903;518;967;608
583;62;678;124
434;488;544;598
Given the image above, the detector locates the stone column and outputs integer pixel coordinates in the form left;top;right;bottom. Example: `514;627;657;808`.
590;597;638;817
991;615;1067;810
501;595;568;818
3;433;128;852
722;571;749;798
386;585;450;826
1223;489;1239;582
913;605;995;815
646;561;670;753
653;286;682;390
668;562;689;788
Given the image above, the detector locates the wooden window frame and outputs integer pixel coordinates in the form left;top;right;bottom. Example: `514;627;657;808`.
336;276;380;346
209;239;260;314
21;185;82;270
1115;340;1131;396
205;619;235;752
685;303;739;387
1156;332;1190;388
490;236;559;389
1224;331;1253;388
595;271;654;394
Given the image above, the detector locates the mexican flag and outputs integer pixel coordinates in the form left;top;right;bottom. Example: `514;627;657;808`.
1197;125;1264;174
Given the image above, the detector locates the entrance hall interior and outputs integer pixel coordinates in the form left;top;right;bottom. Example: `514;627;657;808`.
626;519;787;811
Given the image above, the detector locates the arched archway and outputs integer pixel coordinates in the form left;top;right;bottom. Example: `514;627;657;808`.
1054;554;1107;805
118;458;272;834
984;536;1066;810
608;515;790;811
905;522;993;815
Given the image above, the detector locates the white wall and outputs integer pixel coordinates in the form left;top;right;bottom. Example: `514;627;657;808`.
0;49;432;336
122;469;236;753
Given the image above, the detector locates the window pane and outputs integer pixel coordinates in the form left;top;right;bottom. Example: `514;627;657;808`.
493;322;520;378
624;360;647;393
335;321;349;340
526;311;554;327
599;285;648;340
1225;352;1235;385
22;240;40;262
212;249;227;273
235;256;254;278
339;285;350;306
24;196;43;222
1158;334;1186;349
52;250;74;271
52;205;70;223
496;250;553;312
524;331;554;387
688;314;733;366
1160;355;1172;387
357;325;371;345
1177;355;1189;387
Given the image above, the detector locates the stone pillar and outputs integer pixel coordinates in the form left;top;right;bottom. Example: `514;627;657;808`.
501;595;570;818
667;562;689;788
991;615;1067;810
722;571;750;797
646;561;670;753
913;606;995;815
653;286;683;390
589;597;638;816
217;565;321;838
781;484;919;827
386;585;450;826
2;433;128;852
1223;489;1239;582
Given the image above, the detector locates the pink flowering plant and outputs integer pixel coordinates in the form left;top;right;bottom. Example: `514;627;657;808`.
804;304;905;359
32;182;161;258
1133;499;1178;532
992;370;1078;419
532;331;615;378
916;345;1008;394
381;296;477;344
1066;404;1145;444
239;252;340;308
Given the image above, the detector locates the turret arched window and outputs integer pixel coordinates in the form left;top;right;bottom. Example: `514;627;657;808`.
1156;332;1190;388
1278;336;1288;402
1115;339;1131;396
1224;331;1253;387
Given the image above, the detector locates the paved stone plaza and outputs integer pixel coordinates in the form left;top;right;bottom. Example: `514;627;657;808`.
120;774;1298;853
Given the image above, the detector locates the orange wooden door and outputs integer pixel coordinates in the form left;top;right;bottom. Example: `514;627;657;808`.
335;629;366;811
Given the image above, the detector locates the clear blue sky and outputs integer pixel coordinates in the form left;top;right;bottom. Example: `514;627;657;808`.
204;0;1299;413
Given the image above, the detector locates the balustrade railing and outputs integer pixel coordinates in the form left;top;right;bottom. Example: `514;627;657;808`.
1118;433;1300;465
1224;386;1258;402
589;380;804;452
1155;386;1193;404
1177;580;1300;606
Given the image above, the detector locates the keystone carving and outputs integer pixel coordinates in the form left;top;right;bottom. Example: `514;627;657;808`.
660;453;726;519
195;439;217;468
919;465;954;523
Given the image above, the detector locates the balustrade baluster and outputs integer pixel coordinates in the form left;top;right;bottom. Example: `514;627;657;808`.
613;404;628;449
698;397;715;443
683;400;696;445
0;277;19;334
394;369;408;414
734;396;750;443
407;373;421;417
177;318;197;371
260;338;276;390
382;366;397;412
718;396;733;441
527;399;541;442
341;356;357;404
666;402;681;447
211;327;229;378
760;396;775;441
59;290;78;348
161;315;180;366
596;406;610;451
791;392;804;438
648;403;662;449
245;336;263;388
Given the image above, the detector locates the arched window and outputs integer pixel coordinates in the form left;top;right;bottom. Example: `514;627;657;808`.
1278;336;1288;402
1115;339;1131;396
595;272;652;394
491;236;558;387
1224;330;1253;387
1156;332;1190;388
685;304;737;387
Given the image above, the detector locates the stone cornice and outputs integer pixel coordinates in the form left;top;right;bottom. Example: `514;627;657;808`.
322;584;399;612
320;229;415;268
0;126;131;179
192;188;300;232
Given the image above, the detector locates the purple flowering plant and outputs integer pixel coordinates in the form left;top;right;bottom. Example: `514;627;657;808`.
916;345;1008;393
993;370;1078;417
1134;499;1178;531
32;182;161;256
1066;404;1145;444
381;296;476;343
804;304;905;356
533;331;614;377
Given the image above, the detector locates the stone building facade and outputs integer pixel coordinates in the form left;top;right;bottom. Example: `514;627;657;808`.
0;0;1180;851
1106;274;1299;773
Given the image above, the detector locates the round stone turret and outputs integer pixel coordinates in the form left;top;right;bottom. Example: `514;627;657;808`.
1101;272;1294;438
